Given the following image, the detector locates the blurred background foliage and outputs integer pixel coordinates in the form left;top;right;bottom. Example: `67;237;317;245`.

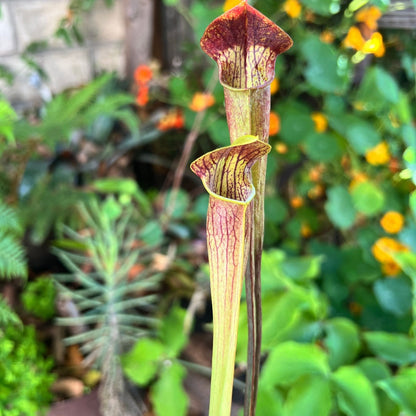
1;0;416;415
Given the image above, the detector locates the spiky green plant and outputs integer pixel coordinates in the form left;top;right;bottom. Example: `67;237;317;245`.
54;197;163;416
0;201;27;280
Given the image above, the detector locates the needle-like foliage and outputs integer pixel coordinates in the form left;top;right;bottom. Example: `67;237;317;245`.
54;197;163;416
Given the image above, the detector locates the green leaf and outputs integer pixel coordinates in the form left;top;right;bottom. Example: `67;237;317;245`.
332;366;380;416
324;318;360;370
276;101;315;145
304;132;343;162
281;254;323;281
163;189;190;219
159;306;187;358
122;338;165;386
283;374;332;416
373;277;412;316
345;119;381;155
329;115;381;154
351;182;385;216
260;341;329;387
163;0;178;5
357;358;391;383
300;0;340;15
208;118;230;147
364;332;416;365
325;186;356;229
356;67;399;112
139;220;164;246
300;37;349;93
255;384;283;416
265;196;288;225
150;361;188;416
378;368;416;416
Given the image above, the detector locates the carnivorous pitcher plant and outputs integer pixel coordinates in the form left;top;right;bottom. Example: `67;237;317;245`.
191;2;292;415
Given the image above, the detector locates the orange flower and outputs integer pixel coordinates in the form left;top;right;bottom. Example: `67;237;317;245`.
283;0;301;18
157;109;185;131
223;0;241;11
362;32;385;57
372;237;409;264
311;112;328;133
381;261;401;277
136;85;149;107
309;164;324;182
269;112;281;136
320;30;335;44
189;92;215;112
343;26;365;50
355;6;382;31
134;64;153;85
270;78;279;95
365;142;390;165
274;142;288;154
290;195;304;209
380;211;405;234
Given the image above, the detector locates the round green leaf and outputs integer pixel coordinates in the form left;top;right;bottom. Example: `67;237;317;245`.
260;341;330;387
277;101;315;145
324;318;360;370
373;277;412;317
151;361;188;416
332;366;380;416
283;374;332;416
122;338;165;386
351;182;385;216
345;120;381;154
378;368;416;415
364;332;416;365
325;186;356;229
304;132;343;162
358;358;391;383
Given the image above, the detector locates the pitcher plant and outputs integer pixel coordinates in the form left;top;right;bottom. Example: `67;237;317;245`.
191;1;292;415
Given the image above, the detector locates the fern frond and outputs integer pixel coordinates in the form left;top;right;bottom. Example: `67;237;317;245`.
0;202;21;233
0;298;21;326
0;232;27;279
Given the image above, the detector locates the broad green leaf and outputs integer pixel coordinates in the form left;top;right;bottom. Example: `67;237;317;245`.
357;358;391;383
122;338;164;386
324;318;360;369
261;341;329;387
300;37;349;93
351;182;385;216
378;368;416;416
151;361;188;416
300;0;340;15
332;366;379;416
208;118;230;147
159;306;187;358
168;76;191;106
304;132;343;162
283;374;332;416
355;67;399;112
139;220;163;246
255;384;283;416
364;332;416;365
265;196;288;225
276;101;315;145
373;277;412;317
325;186;356;229
163;189;190;219
281;254;323;281
329;114;381;154
345;120;381;154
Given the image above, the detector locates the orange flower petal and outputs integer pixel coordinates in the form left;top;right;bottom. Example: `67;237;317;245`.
189;92;215;112
380;211;405;234
269;112;280;136
134;64;153;85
